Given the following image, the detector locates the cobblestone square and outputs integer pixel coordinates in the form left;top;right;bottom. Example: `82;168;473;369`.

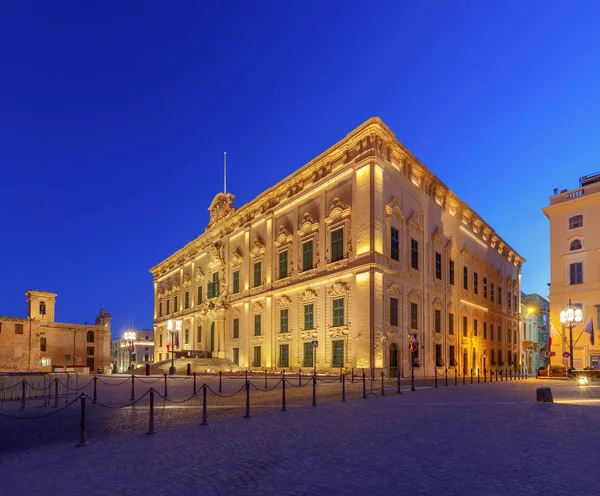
1;377;599;496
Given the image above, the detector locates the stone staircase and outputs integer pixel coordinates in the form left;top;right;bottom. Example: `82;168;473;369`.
146;357;241;375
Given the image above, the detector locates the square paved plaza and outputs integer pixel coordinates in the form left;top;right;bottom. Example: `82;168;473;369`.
1;377;599;496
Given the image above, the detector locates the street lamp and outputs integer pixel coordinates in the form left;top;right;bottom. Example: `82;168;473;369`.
123;331;137;371
559;299;583;373
167;316;181;375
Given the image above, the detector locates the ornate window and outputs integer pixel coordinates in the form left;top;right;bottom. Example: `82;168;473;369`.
184;328;189;345
498;287;502;306
435;344;443;366
279;344;289;367
159;301;163;317
197;326;202;344
570;239;582;251
280;309;289;333
274;226;293;280
233;348;239;365
410;303;418;329
449;345;456;367
253;346;261;368
254;314;261;336
166;299;170;315
303;342;314;368
473;272;478;294
435;252;442;279
490;324;494;341
483;278;488;298
390;297;399;327
569;215;583;229
474;319;478;337
331;340;344;367
207;272;219;298
184;291;189;310
462;316;468;337
434;309;441;333
463;267;468;290
483;322;487;339
332;298;344;326
278;250;288;279
253;261;262;288
490;283;495;303
233;319;239;339
448;313;454;335
304;303;314;330
232;270;240;294
197;286;203;305
325;198;351;265
298;213;319;273
391;227;400;261
449;260;455;285
411;239;419;270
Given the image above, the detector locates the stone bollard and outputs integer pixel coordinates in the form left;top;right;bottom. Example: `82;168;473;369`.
201;384;208;425
145;363;150;376
536;387;553;403
187;363;191;376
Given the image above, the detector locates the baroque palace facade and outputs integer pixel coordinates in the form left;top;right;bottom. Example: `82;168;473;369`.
150;118;524;375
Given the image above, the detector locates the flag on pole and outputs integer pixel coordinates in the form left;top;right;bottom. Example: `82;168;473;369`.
583;318;594;345
175;330;180;349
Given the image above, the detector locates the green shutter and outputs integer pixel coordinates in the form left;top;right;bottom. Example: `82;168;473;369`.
233;270;239;294
279;344;289;367
333;298;344;326
254;261;262;287
254;315;261;336
233;319;239;339
280;309;288;333
279;250;288;279
304;304;314;330
253;346;261;367
331;227;344;262
303;342;314;368
332;340;344;367
233;348;239;365
303;240;313;271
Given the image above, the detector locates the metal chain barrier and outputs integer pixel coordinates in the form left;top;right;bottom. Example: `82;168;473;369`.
93;390;151;409
0;395;80;420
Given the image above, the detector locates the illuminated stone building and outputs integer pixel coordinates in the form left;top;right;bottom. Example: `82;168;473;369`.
520;293;549;374
544;172;600;370
0;290;111;372
150;118;524;375
111;329;155;373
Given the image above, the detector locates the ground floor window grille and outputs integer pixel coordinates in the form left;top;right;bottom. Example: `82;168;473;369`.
303;342;314;368
331;340;344;367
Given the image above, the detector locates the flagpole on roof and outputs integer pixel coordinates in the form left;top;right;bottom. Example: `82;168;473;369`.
224;152;227;194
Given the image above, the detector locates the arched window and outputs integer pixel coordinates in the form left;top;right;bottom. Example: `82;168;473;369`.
569;215;583;229
570;239;582;251
87;331;95;343
39;302;46;315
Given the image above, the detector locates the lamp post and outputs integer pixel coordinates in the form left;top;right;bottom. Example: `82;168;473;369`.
559;299;583;373
123;331;137;372
482;353;487;377
167;316;181;375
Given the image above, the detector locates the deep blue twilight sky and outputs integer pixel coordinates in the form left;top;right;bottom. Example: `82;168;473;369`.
1;2;599;338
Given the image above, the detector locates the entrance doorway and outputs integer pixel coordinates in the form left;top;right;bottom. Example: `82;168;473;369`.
210;322;215;355
389;343;398;378
87;357;94;371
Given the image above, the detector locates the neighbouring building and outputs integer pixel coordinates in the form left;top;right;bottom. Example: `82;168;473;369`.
544;172;600;370
520;293;550;375
111;329;154;373
0;290;111;373
150;117;524;376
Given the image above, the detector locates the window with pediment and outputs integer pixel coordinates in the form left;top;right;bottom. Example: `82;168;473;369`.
249;236;266;288
570;239;582;251
297;213;319;273
385;197;403;263
327;282;349;328
325;198;351;265
274;225;293;280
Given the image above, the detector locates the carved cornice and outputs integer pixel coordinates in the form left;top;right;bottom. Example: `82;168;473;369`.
277;295;291;308
325;198;351;225
274;226;294;247
328;282;349;297
250;237;266;258
300;289;317;303
298;213;319;237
